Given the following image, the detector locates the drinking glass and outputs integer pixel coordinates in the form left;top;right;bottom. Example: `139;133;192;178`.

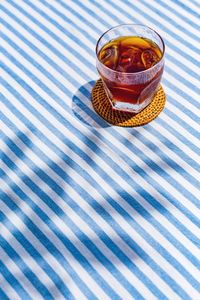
96;24;165;113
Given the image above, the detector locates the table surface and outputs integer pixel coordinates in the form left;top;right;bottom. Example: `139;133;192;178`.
0;1;200;299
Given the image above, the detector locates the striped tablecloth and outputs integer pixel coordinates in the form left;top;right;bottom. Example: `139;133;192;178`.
0;1;200;299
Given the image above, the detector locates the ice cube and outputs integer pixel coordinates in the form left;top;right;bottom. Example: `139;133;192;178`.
141;49;159;69
100;46;119;70
117;47;144;72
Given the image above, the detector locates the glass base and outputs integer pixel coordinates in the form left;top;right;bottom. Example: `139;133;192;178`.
110;94;153;113
103;81;157;114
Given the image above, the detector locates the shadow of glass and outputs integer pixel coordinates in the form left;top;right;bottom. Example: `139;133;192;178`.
72;81;111;128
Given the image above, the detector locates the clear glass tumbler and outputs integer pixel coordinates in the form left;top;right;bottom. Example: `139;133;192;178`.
96;24;165;113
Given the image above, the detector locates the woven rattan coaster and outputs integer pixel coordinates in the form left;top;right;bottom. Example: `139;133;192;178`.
92;79;166;127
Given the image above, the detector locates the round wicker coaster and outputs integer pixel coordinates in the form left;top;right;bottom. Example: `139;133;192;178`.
92;79;166;127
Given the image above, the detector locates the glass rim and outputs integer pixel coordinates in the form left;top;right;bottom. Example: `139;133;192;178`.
96;23;165;76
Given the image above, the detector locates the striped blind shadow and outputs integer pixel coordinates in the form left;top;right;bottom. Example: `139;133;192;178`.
126;132;195;183
0;198;141;298
0;129;34;180
1;186;143;271
1;181;174;299
0;191;73;299
0;174;142;280
0;150;174;297
71;80;111;128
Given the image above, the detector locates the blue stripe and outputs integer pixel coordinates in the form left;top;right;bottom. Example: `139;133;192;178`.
0;18;78;92
0;113;199;298
0;257;32;300
57;0;102;35
0;124;156;298
0;130;167;299
0;176;141;300
0;45;71;110
148;116;200;158
70;0;114;30
0;288;10;300
75;84;200;214
140;0;200;42
0;162;188;300
165;53;200;82
0;174;143;299
173;0;200;18
164;105;200;140
39;0;97;44
0;221;73;300
0;182;196;300
191;0;200;8
0;4;94;80
165;66;200;106
0;208;99;300
158;0;200;31
21;0;94;56
76;87;200;228
0;238;55;300
164;78;200;112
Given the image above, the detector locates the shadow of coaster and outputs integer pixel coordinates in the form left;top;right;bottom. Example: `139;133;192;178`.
92;79;166;127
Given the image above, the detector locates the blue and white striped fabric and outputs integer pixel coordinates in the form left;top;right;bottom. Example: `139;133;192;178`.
0;0;200;299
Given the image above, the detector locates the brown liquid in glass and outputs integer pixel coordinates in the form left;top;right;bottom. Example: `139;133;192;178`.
98;36;163;105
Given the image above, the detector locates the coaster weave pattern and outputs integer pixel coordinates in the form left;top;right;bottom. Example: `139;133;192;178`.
92;79;166;127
